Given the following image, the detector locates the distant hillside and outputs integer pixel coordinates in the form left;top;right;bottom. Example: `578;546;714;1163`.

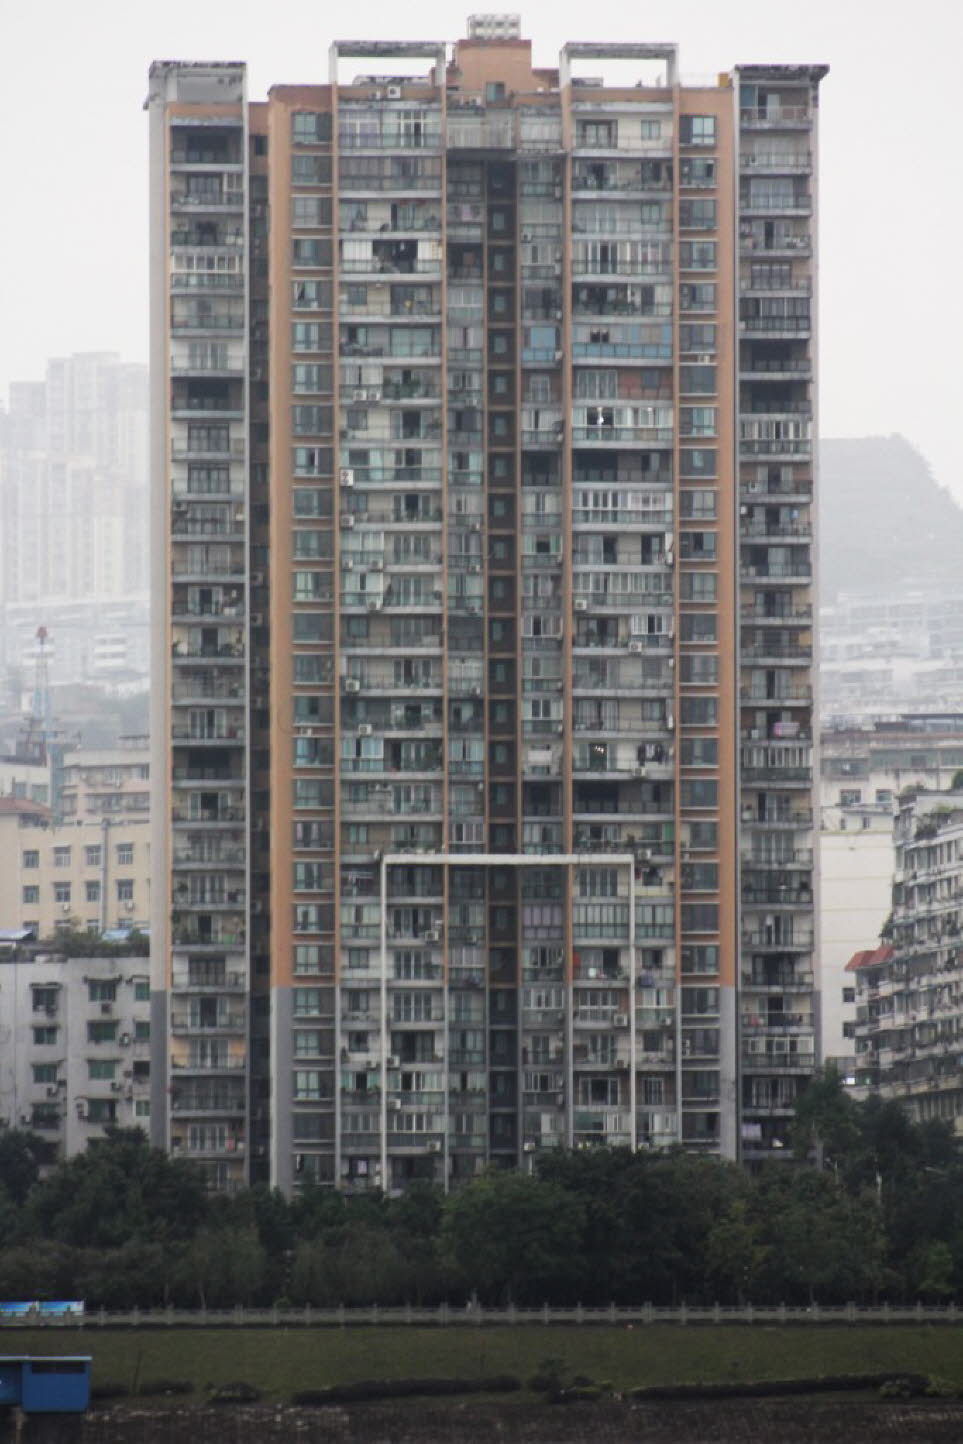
819;436;963;603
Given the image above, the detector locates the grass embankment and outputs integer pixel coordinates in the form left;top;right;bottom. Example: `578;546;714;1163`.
3;1325;963;1405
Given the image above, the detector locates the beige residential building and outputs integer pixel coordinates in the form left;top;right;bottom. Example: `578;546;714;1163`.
59;741;150;823
0;796;150;938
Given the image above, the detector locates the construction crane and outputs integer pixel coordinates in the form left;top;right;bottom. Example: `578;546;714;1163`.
19;625;51;765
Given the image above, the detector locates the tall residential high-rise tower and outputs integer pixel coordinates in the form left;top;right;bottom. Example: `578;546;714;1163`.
147;19;827;1194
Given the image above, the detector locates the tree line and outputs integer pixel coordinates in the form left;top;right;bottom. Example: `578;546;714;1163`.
0;1072;960;1309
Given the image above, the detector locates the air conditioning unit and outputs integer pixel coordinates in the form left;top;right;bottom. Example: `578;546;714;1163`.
424;929;440;943
634;766;647;778
613;1013;628;1027
367;599;382;611
666;714;675;730
665;550;675;566
355;390;368;402
387;1055;400;1068
341;514;356;528
370;558;384;571
629;640;644;653
250;612;263;626
469;562;482;574
387;85;402;99
250;571;264;586
574;598;588;611
110;1081;123;1093
46;1086;58;1099
357;723;373;738
345;677;362;693
340;468;355;487
100;1002;113;1016
426;1139;442;1153
523;1141;536;1152
388;1097;401;1110
343;558;354;570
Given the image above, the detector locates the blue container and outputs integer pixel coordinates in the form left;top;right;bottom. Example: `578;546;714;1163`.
0;1357;91;1413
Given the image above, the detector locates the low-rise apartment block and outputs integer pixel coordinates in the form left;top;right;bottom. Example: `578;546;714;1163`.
0;943;152;1156
850;788;963;1135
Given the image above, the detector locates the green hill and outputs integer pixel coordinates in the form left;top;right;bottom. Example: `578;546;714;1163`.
819;436;963;603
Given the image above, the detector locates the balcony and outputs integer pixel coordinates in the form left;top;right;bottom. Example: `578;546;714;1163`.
740;150;812;172
740;106;812;129
170;1009;247;1033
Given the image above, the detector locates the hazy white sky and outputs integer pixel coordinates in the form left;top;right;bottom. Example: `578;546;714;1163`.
2;0;960;493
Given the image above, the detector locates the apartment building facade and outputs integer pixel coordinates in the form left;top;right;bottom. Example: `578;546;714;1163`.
820;715;963;1065
0;945;151;1157
850;789;963;1136
147;19;826;1193
0;797;150;939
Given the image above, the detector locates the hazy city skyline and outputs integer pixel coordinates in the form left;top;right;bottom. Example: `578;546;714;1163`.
2;0;961;494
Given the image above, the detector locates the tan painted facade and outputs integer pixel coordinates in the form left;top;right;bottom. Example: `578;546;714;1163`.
148;27;826;1193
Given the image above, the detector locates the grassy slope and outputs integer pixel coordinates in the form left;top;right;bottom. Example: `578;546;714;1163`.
2;1325;962;1402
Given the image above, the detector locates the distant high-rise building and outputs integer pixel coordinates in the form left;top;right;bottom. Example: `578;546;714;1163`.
147;20;827;1194
0;352;149;688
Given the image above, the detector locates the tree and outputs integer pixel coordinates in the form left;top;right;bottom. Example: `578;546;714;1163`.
704;1200;770;1303
790;1066;860;1169
26;1129;208;1248
0;1128;55;1208
173;1226;266;1308
440;1170;585;1304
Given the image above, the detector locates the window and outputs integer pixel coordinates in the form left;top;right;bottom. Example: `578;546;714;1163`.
842;986;856;1004
135;1020;150;1041
682;903;719;931
53;847;71;868
680;613;717;643
22;885;39;905
22;850;39;869
680;407;717;438
840;789;861;806
681;737;719;767
680;779;718;808
116;843;134;867
680;696;718;725
679;531;717;560
32;1063;58;1084
87;1020;118;1044
116;879;134;902
679;199;717;229
54;882;71;905
680;572;717;601
88;980;117;1003
135;1100;151;1118
680;115;717;146
292;111;330;144
681;944;719;974
292;196;326;227
680;653;718;683
33;1026;58;1045
85;881;101;903
294;1070;324;1101
88;1059;117;1081
87;1099;117;1124
679;242;716;270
